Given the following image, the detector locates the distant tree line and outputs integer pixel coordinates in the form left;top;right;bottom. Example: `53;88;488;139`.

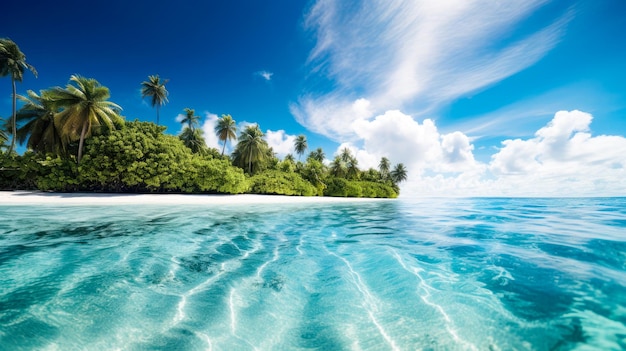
0;38;406;197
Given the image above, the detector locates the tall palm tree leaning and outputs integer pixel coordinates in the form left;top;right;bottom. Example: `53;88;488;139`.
0;38;37;156
51;75;122;164
15;89;63;155
140;75;168;126
294;134;307;161
215;114;237;156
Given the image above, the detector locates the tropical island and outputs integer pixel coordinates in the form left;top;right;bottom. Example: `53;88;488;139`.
0;38;406;198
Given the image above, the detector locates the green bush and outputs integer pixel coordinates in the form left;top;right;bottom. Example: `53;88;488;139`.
2;120;400;198
324;178;397;198
248;170;316;196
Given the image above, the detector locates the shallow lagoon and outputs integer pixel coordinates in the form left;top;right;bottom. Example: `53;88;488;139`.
1;197;625;350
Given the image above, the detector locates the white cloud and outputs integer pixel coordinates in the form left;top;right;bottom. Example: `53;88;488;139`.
291;96;375;141
256;70;274;81
337;109;626;197
295;0;570;140
265;129;297;158
200;112;222;151
212;121;299;158
484;110;626;196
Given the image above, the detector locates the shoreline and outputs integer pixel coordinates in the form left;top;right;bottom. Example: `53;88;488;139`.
0;191;391;205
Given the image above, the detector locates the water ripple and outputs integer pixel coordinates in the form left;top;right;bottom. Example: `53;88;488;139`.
1;198;625;350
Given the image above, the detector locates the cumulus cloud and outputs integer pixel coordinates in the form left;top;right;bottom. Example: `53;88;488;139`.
200;112;223;150
485;110;626;196
265;129;297;158
337;109;626;197
295;0;570;140
347;109;482;174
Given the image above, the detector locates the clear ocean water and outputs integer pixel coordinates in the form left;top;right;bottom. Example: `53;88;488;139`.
0;197;625;350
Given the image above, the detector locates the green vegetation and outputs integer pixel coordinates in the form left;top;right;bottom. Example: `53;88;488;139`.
140;75;169;126
0;38;406;197
0;38;37;155
215;114;237;156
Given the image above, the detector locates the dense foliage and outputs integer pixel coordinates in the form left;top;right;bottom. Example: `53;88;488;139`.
1;39;406;197
0;121;247;193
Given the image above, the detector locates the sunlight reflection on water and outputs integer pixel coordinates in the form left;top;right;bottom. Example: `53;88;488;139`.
1;197;625;350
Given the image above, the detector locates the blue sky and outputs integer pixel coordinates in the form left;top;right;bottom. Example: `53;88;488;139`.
2;0;625;196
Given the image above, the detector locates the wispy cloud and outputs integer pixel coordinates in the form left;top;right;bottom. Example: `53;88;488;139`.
255;70;274;81
448;82;618;139
293;0;571;140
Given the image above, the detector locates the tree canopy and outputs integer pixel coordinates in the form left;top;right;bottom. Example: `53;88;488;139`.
0;38;37;155
140;75;168;125
0;40;407;198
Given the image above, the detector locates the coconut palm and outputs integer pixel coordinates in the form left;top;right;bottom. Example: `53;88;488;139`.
233;124;268;174
284;153;295;163
340;147;352;163
391;163;408;184
294;134;307;160
180;108;200;130
50;75;122;164
379;157;390;181
214;114;237;156
308;147;325;162
0;117;7;150
15;89;63;154
140;75;168;125
180;126;207;154
330;156;346;178
346;156;360;179
0;38;37;155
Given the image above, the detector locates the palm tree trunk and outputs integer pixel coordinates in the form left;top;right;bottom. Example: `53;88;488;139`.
156;106;160;126
7;78;17;156
221;141;227;156
77;121;89;164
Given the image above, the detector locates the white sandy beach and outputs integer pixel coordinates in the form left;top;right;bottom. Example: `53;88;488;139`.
0;191;389;205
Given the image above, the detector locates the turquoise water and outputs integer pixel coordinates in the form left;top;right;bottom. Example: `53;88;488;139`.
1;198;625;350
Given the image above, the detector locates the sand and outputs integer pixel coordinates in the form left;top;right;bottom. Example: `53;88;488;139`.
0;191;389;205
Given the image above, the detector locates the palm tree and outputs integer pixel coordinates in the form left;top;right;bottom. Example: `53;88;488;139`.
340;147;352;163
346;156;360;179
294;134;307;161
214;114;237;156
330;156;346;178
233;124;268;174
140;75;168;125
50;75;122;164
0;117;7;151
180;126;207;154
15;89;63;155
308;147;325;162
284;153;295;163
391;163;408;184
379;157;390;181
180;108;200;130
0;38;37;155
